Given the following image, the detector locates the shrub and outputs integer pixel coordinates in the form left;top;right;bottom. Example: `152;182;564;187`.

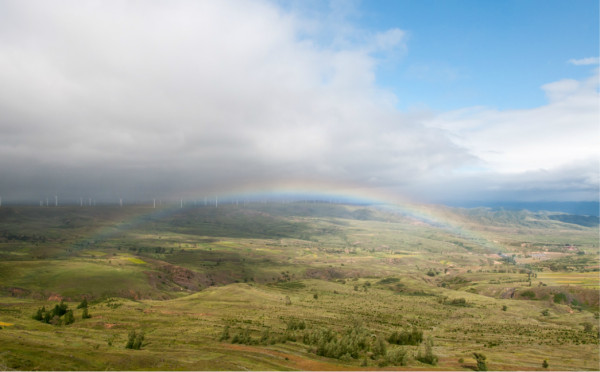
82;307;91;319
126;330;145;350
231;328;253;345
219;325;230;341
502;305;507;311
286;318;306;331
388;327;423;345
541;309;550;316
386;347;408;366
77;298;88;309
521;290;536;299
416;338;437;365
542;359;549;368
473;352;487;371
553;293;567;304
54;300;68;317
32;307;44;321
371;334;387;358
63;310;75;325
448;298;467;306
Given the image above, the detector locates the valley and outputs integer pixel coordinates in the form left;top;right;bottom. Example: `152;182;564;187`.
0;203;598;370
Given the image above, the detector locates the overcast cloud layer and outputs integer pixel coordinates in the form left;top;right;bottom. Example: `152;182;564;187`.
0;1;598;204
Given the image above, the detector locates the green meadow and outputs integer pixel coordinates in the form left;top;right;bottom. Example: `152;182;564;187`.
0;203;598;370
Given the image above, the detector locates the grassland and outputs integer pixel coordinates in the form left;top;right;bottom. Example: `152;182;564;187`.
0;203;598;370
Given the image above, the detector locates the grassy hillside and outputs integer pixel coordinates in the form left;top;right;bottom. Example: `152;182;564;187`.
0;203;598;370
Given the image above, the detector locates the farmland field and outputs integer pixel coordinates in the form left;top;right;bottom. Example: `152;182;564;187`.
0;203;598;370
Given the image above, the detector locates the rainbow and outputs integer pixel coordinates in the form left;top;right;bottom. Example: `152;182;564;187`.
73;179;502;253
176;179;502;252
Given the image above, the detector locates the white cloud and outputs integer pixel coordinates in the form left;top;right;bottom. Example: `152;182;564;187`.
568;57;600;66
425;71;599;175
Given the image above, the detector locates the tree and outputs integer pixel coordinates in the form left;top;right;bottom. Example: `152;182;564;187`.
126;330;145;350
219;325;230;341
63;310;75;325
82;307;91;319
77;298;88;309
416;337;438;365
132;331;145;349
371;335;387;358
473;353;487;371
33;307;44;321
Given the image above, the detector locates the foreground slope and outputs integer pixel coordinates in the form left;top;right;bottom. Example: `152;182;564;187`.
0;203;598;370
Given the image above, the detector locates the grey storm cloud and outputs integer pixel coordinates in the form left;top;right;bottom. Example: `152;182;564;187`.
0;0;472;201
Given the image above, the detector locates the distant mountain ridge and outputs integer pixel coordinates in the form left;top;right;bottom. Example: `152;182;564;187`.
446;201;599;217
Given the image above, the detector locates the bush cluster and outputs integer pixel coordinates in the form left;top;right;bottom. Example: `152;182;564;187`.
219;321;431;367
32;300;74;326
388;327;423;345
125;330;145;350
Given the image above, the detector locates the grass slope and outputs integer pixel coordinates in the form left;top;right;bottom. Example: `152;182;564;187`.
0;203;598;370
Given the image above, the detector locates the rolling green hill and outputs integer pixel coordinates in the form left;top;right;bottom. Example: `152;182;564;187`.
0;203;598;370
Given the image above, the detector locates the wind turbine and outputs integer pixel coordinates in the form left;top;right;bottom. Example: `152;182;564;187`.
55;195;58;207
80;197;83;207
120;198;123;207
215;196;218;208
153;199;156;209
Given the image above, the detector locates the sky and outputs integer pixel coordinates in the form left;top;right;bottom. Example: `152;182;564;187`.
0;0;598;205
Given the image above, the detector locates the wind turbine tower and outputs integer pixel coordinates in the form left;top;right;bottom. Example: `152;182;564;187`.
55;195;58;207
153;199;156;208
215;196;218;208
120;198;123;207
